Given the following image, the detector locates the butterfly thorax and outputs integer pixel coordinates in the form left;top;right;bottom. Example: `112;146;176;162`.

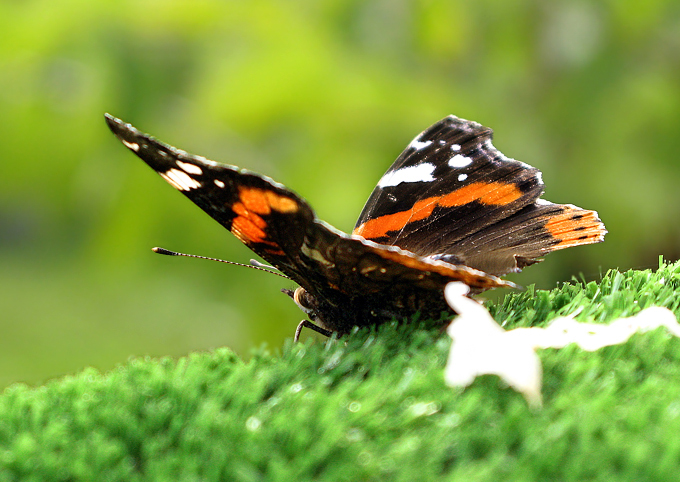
289;283;453;335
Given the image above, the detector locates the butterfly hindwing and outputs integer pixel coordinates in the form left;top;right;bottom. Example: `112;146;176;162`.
442;201;606;275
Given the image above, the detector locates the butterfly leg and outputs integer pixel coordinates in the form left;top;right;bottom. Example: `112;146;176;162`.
294;320;333;342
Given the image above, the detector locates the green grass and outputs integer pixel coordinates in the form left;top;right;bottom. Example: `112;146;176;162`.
2;258;680;481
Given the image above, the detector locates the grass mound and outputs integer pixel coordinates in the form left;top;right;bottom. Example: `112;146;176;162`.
2;258;680;481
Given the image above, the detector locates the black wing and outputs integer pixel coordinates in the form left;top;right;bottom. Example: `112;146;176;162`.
353;116;606;276
106;114;319;286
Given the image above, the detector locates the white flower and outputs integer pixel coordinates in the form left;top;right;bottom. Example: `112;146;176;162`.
444;283;543;407
443;282;679;408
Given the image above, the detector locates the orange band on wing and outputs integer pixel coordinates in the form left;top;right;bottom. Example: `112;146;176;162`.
237;186;299;215
231;215;266;244
543;208;606;249
229;187;297;255
353;182;523;239
238;187;272;215
232;202;267;228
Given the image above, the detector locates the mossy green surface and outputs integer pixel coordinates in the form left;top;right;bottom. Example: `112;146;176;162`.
3;259;680;481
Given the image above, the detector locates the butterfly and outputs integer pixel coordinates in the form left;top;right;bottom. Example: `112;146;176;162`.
106;114;606;340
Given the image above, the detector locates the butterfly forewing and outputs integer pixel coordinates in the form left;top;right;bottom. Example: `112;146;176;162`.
353;116;606;275
105;114;317;284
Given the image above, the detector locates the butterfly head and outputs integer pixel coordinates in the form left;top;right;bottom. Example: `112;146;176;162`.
282;287;321;322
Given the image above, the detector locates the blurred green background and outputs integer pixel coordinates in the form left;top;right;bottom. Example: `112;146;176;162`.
1;0;678;388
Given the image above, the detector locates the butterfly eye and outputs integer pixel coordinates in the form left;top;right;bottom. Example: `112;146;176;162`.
293;287;314;314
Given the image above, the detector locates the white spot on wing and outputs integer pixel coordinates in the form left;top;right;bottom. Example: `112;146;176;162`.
160;168;202;191
214;179;225;188
409;139;433;150
448;154;473;168
378;163;436;188
159;172;183;191
121;140;139;152
458;173;468;182
176;161;203;175
451;143;461;151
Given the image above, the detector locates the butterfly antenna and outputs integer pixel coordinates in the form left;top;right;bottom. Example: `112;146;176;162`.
152;247;290;280
250;259;278;270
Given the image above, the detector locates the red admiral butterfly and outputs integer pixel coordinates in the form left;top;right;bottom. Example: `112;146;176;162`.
105;114;606;340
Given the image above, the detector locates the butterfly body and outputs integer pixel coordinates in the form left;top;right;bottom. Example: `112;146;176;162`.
106;114;606;336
